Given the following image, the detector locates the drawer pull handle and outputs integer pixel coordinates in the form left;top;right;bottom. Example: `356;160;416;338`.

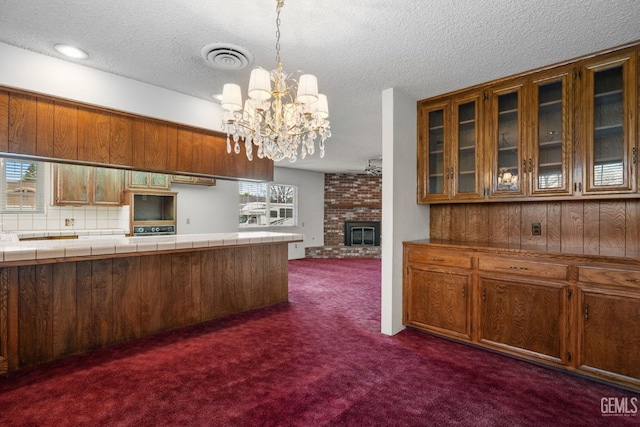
626;278;640;283
509;266;529;270
430;257;445;262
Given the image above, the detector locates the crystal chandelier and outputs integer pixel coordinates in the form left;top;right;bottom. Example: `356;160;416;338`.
220;0;331;163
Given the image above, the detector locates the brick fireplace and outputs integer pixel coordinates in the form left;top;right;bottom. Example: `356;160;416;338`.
306;173;382;258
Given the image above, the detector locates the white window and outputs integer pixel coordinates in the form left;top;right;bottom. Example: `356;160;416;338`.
239;181;297;228
0;158;45;213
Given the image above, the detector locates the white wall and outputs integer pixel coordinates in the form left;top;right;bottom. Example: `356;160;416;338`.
381;88;429;336
172;180;240;234
273;167;325;259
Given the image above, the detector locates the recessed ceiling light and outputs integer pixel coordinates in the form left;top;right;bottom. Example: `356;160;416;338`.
54;44;89;59
211;93;223;102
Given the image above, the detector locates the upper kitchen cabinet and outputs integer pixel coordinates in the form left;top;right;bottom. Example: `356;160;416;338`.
0;90;9;152
77;107;111;164
486;80;527;198
127;170;171;191
417;91;484;203
417;42;640;203
6;92;38;156
54;164;124;206
133;119;178;172
0;86;273;181
579;49;637;195
528;68;574;196
417;99;449;203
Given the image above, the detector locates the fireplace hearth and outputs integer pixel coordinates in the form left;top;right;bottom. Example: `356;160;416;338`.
344;221;381;246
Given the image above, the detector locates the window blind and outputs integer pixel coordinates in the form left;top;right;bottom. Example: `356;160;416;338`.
0;158;45;213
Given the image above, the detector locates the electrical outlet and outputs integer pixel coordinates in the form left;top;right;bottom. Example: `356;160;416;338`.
532;223;541;236
65;218;74;226
186;218;191;225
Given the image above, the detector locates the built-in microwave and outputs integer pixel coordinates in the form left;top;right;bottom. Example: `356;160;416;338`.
126;191;177;235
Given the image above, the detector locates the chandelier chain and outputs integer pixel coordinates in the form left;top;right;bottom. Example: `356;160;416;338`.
275;0;283;66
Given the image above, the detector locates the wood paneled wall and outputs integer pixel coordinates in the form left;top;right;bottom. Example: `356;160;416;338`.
0;243;288;372
430;200;640;256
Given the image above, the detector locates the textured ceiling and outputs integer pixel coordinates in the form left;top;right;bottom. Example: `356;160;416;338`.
1;0;639;173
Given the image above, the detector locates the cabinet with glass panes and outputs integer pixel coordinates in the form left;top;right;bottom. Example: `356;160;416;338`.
451;94;483;200
487;82;525;198
580;50;637;195
529;68;573;196
417;100;450;203
417;43;639;203
417;92;484;203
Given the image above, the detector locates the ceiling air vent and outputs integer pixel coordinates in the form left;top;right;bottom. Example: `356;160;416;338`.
200;43;254;71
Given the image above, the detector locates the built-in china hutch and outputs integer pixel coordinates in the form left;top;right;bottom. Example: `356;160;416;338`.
407;41;640;391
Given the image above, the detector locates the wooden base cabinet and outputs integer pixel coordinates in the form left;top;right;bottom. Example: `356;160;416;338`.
405;267;471;340
577;288;640;382
576;264;640;386
478;276;569;365
403;241;640;391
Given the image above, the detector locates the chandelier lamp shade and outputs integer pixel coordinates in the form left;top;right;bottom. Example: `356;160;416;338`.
220;0;331;163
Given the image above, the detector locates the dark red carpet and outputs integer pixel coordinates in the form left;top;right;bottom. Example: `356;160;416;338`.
1;258;638;426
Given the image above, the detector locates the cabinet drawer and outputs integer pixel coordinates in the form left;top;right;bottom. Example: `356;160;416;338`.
578;265;640;288
478;257;568;280
406;248;471;269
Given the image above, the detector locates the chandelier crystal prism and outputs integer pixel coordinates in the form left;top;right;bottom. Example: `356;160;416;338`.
220;0;331;163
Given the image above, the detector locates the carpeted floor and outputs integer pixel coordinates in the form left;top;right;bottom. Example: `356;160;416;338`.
0;258;638;426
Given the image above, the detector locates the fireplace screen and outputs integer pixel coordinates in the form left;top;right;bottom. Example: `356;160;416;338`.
344;221;381;246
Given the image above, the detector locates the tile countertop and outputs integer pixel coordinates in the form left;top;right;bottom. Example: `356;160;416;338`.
0;232;304;263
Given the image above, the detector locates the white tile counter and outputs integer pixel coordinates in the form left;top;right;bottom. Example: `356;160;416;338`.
0;232;304;263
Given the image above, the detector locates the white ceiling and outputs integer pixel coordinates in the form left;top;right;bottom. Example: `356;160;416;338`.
1;0;639;174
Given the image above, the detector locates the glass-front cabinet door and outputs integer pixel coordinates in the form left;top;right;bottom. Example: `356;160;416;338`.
451;94;483;200
488;83;525;197
529;70;573;196
582;51;637;194
417;101;450;203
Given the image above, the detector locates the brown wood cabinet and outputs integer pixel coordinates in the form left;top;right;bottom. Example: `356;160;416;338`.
54;164;124;206
576;264;640;385
127;170;171;191
403;241;640;391
477;276;569;365
417;42;639;204
405;267;471;340
171;175;216;186
579;50;637;195
0;86;273;181
417;91;484;202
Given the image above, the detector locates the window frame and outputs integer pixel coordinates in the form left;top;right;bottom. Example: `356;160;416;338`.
238;181;298;230
0;158;46;214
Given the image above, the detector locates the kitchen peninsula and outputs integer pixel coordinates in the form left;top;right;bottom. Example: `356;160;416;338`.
0;231;302;374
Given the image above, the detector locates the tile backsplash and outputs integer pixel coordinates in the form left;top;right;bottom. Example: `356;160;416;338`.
0;205;130;234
